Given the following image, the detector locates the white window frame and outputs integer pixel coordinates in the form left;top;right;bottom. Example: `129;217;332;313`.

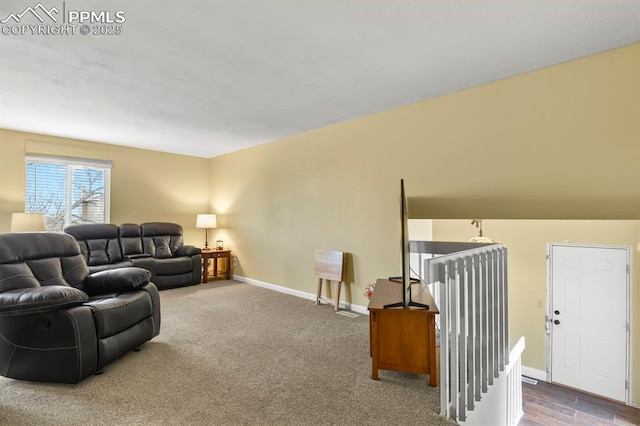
25;154;112;231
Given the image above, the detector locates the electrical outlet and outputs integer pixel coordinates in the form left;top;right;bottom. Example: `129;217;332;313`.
537;299;543;308
232;257;238;266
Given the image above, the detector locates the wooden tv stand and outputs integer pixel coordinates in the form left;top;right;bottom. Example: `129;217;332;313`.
368;278;439;386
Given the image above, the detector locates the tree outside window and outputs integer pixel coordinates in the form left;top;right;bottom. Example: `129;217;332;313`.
25;155;111;232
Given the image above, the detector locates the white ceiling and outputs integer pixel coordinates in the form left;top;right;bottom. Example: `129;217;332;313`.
1;1;640;159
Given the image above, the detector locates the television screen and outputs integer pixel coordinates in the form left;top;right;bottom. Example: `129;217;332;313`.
384;179;428;309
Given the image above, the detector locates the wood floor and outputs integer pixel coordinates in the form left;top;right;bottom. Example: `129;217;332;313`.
519;380;640;426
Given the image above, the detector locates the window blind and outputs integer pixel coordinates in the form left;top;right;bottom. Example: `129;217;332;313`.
25;154;112;231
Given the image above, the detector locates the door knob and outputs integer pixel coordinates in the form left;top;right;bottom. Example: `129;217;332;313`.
554;320;560;325
554;310;560;315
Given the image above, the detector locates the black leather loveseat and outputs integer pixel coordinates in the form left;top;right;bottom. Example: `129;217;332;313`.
0;232;160;383
64;222;201;290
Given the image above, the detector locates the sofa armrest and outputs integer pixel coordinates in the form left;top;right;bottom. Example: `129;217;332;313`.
0;286;88;316
175;245;201;257
124;253;152;260
85;267;151;296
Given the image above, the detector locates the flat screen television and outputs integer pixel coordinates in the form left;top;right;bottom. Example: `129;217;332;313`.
384;179;428;309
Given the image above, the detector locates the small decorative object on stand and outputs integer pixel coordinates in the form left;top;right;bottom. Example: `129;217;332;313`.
215;240;224;250
364;283;376;299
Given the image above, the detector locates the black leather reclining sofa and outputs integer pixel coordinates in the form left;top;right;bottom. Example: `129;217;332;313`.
0;232;160;383
64;222;202;290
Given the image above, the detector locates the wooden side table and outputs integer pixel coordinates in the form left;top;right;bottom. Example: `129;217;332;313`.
201;249;232;282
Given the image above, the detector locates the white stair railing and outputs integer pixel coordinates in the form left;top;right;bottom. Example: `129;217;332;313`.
505;337;525;426
416;242;522;425
456;336;525;426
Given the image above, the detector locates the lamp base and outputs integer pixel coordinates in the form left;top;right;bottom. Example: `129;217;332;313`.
204;228;210;249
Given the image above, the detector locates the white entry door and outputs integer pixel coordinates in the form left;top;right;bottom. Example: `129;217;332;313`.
549;244;629;403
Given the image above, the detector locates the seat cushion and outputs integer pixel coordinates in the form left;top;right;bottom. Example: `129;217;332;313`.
155;257;193;276
85;291;152;339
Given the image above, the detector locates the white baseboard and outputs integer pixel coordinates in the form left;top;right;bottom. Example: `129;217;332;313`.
232;275;370;316
521;366;547;382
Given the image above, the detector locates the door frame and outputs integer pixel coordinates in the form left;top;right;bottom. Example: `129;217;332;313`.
546;242;631;404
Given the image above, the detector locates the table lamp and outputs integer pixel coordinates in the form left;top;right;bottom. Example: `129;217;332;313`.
196;214;217;249
11;212;46;232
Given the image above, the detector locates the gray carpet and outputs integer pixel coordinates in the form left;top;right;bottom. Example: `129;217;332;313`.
0;281;451;425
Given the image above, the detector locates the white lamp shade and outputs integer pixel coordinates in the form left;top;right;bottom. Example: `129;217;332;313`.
11;212;46;232
196;214;217;229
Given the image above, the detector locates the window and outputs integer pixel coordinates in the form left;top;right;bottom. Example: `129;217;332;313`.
26;155;111;232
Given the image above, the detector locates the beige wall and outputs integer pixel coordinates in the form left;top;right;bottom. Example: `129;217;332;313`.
209;42;640;302
208;43;640;404
0;129;209;245
433;219;640;404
